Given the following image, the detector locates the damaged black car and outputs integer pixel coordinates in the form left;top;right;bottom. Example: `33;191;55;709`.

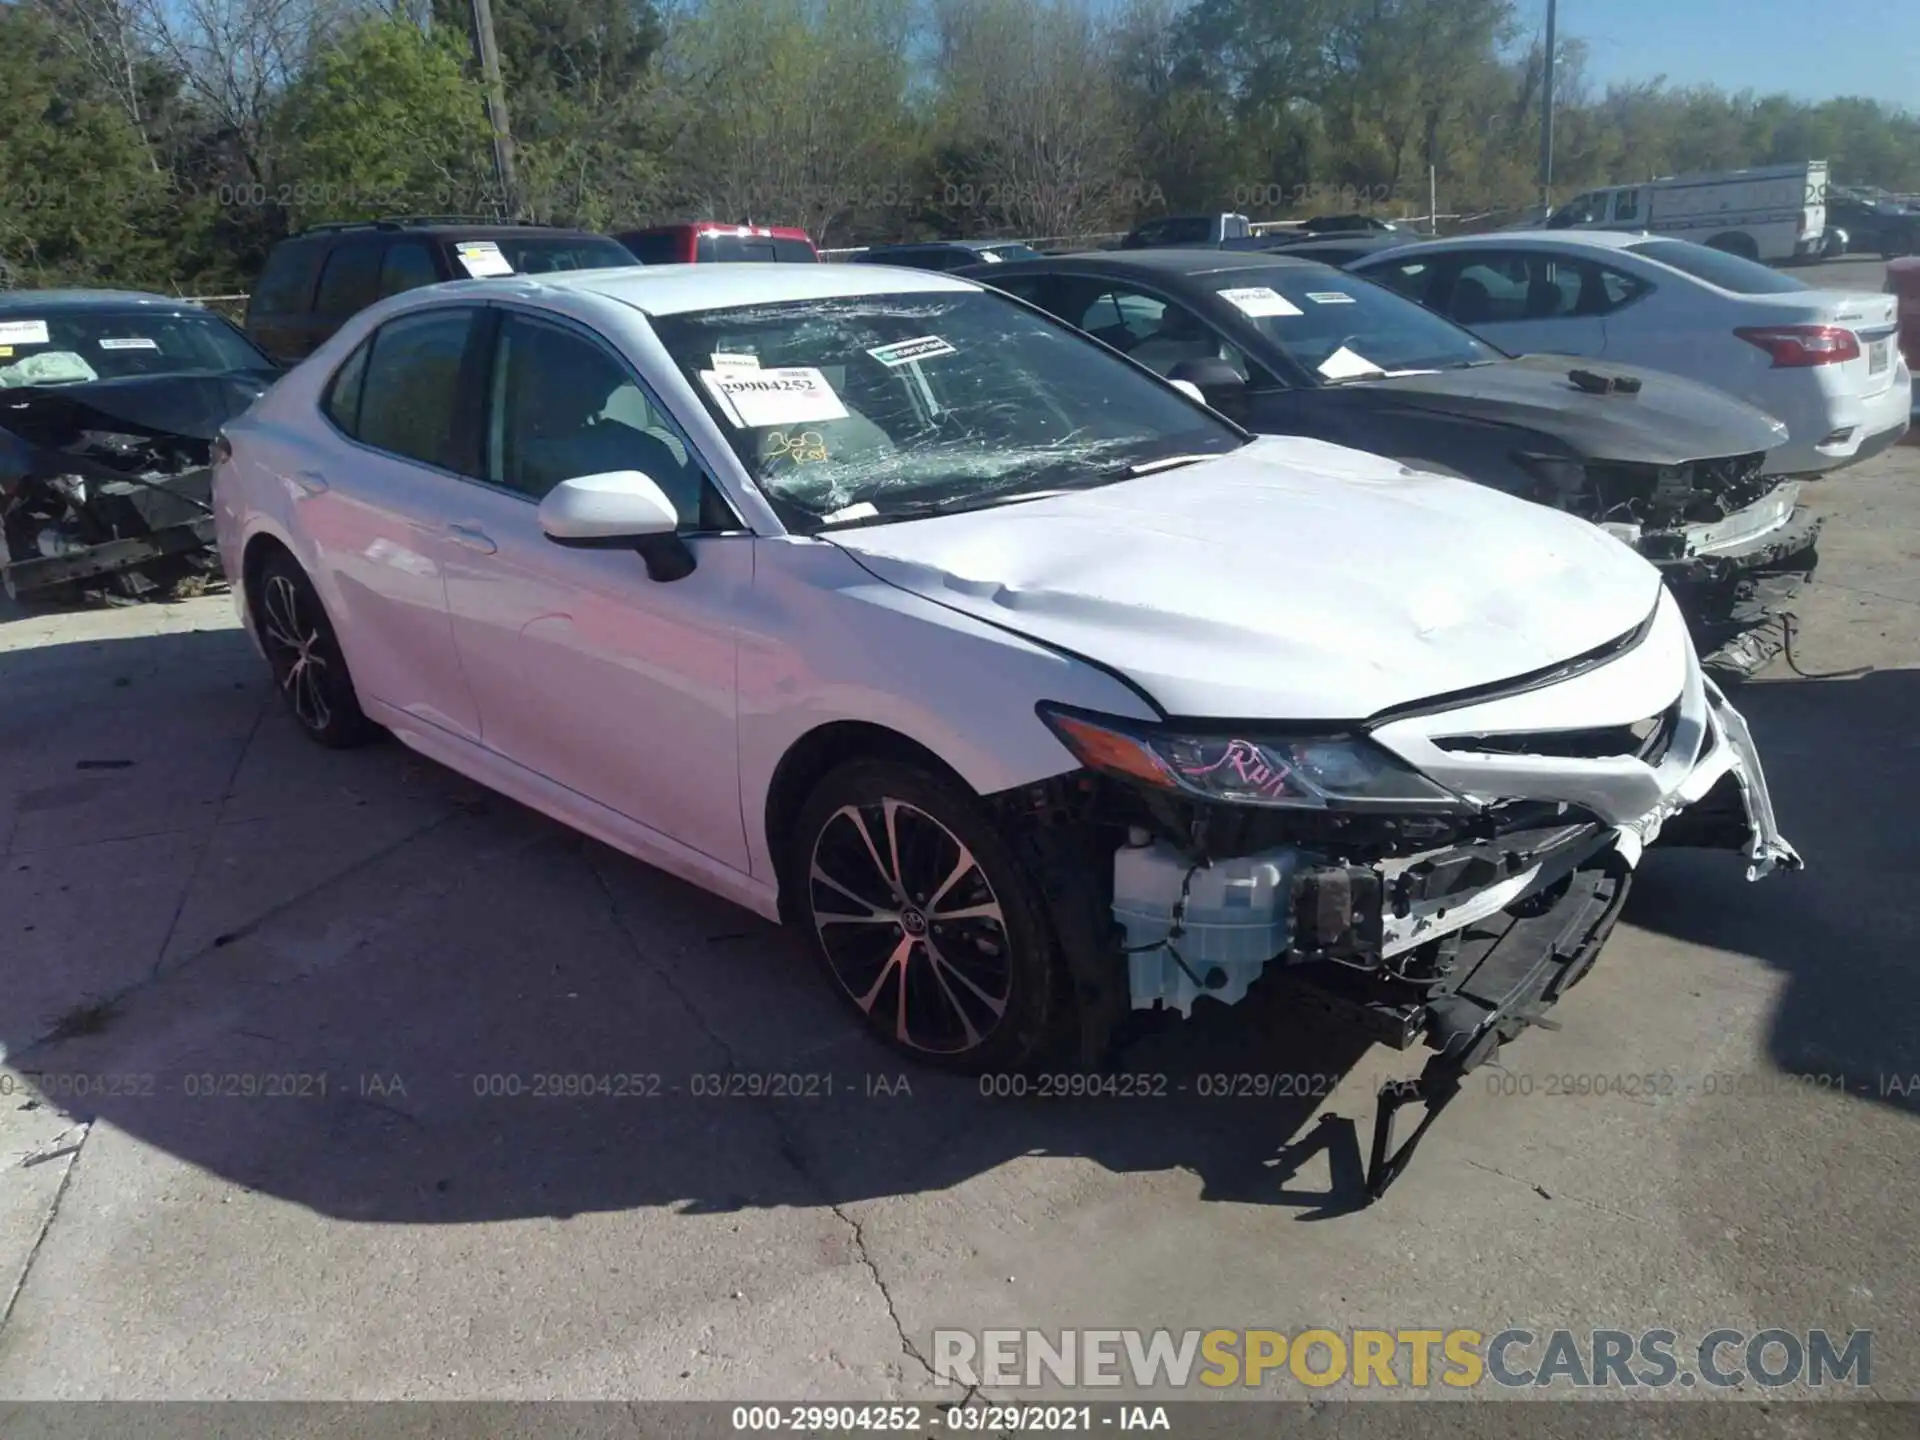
0;290;281;604
956;250;1815;680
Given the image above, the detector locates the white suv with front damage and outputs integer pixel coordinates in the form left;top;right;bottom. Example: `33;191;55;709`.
211;264;1798;1196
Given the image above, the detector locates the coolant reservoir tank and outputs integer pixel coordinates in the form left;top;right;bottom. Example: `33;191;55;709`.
1111;840;1300;1016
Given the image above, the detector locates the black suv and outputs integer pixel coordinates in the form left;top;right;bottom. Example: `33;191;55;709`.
244;217;639;364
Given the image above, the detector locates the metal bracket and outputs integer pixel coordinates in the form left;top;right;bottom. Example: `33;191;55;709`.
1364;1054;1466;1203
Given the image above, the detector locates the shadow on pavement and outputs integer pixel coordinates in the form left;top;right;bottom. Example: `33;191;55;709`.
1626;664;1920;1113
6;627;1908;1230
1;627;1387;1226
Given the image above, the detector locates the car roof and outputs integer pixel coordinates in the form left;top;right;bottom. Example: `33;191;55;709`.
0;289;210;313
419;262;978;317
624;222;813;239
1370;229;1655;255
981;248;1329;277
291;221;608;243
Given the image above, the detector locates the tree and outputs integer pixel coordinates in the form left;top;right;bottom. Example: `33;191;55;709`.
655;0;916;245
272;16;495;229
0;1;176;286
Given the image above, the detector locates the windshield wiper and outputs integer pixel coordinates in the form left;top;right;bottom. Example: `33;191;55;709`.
1123;453;1214;475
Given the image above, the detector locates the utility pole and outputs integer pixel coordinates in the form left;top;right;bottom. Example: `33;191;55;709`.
1538;0;1557;214
468;0;519;218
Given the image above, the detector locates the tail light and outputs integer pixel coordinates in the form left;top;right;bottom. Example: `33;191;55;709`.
1734;325;1861;367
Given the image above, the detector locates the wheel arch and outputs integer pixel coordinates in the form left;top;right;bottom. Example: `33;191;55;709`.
763;720;982;920
1705;230;1759;260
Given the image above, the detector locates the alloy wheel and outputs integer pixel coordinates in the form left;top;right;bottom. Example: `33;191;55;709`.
807;798;1014;1055
259;572;333;734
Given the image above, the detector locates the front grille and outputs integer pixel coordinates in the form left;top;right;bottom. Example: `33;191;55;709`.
1435;699;1681;764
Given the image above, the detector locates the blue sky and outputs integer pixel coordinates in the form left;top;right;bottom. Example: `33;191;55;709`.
1541;0;1918;109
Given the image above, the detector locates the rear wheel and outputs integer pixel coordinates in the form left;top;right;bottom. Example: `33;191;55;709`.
789;759;1065;1073
253;552;379;748
1705;231;1760;262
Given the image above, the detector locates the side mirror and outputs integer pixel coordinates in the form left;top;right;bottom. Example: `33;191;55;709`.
538;469;695;582
1169;379;1206;404
1168;357;1247;406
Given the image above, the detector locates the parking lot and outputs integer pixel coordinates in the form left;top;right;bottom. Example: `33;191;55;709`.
0;256;1915;1413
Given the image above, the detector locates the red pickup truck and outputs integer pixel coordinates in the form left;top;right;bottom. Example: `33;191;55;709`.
613;222;818;264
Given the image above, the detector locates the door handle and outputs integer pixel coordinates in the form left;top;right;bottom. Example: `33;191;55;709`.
445;523;498;554
291;469;328;496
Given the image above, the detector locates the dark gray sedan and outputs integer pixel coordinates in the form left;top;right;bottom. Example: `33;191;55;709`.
956;248;1818;677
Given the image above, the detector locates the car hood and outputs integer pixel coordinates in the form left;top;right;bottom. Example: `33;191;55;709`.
0;370;274;448
1361;355;1789;465
827;435;1665;721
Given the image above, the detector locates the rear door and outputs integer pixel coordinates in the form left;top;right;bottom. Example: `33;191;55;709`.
301;305;486;738
245;238;326;362
309;240;386;355
1424;247;1615;356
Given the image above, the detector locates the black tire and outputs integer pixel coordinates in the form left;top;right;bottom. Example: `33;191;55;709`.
1706;232;1759;262
252;551;379;748
789;759;1066;1074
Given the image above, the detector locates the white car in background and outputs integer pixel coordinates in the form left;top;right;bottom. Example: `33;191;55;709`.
1350;231;1910;476
210;263;1798;1192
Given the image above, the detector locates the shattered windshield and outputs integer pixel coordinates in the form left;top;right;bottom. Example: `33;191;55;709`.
1211;270;1500;381
649;291;1246;527
0;310;274;388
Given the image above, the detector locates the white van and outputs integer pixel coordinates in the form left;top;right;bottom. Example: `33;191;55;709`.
1545;161;1829;264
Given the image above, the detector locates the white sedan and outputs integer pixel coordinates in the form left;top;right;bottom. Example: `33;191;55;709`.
210;262;1797;1115
1351;231;1911;476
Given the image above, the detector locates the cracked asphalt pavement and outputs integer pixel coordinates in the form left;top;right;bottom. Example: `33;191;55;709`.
1;266;1916;1411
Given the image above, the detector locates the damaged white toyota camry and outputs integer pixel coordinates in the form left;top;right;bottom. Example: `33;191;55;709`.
213;264;1798;1196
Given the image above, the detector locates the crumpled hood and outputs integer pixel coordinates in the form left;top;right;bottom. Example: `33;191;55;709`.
0;370;274;448
828;435;1666;721
1367;355;1788;466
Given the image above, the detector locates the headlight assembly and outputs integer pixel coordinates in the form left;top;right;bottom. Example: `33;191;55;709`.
1038;704;1470;812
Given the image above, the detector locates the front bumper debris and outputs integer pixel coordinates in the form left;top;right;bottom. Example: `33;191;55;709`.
1092;587;1797;1202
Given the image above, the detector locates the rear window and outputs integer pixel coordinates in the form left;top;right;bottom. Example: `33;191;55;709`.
618;231;689;264
448;234;638;276
695;233;818;263
1129;217;1210;246
313;242;384;320
1627;240;1809;295
250;240;324;316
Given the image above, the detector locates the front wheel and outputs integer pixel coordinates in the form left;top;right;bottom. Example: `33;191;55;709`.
253;552;379;748
789;759;1067;1073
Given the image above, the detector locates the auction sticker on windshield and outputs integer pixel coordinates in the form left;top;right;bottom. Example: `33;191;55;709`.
700;366;850;428
454;241;514;279
868;336;958;367
99;337;160;350
711;351;761;370
1219;287;1303;318
1318;345;1381;380
1306;291;1358;305
0;320;51;346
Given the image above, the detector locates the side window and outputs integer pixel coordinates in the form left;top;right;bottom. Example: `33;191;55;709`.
620;231;686;264
1074;284;1251;381
1444;253;1530;324
321;338;372;434
1370;259;1435;302
485;313;706;522
250;241;323;315
354;307;478;471
313;242;384;321
1597;264;1652;311
378;241;440;298
983;273;1052;306
1612;189;1641;224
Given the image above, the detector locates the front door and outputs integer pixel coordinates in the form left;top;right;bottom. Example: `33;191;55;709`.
437;307;752;870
